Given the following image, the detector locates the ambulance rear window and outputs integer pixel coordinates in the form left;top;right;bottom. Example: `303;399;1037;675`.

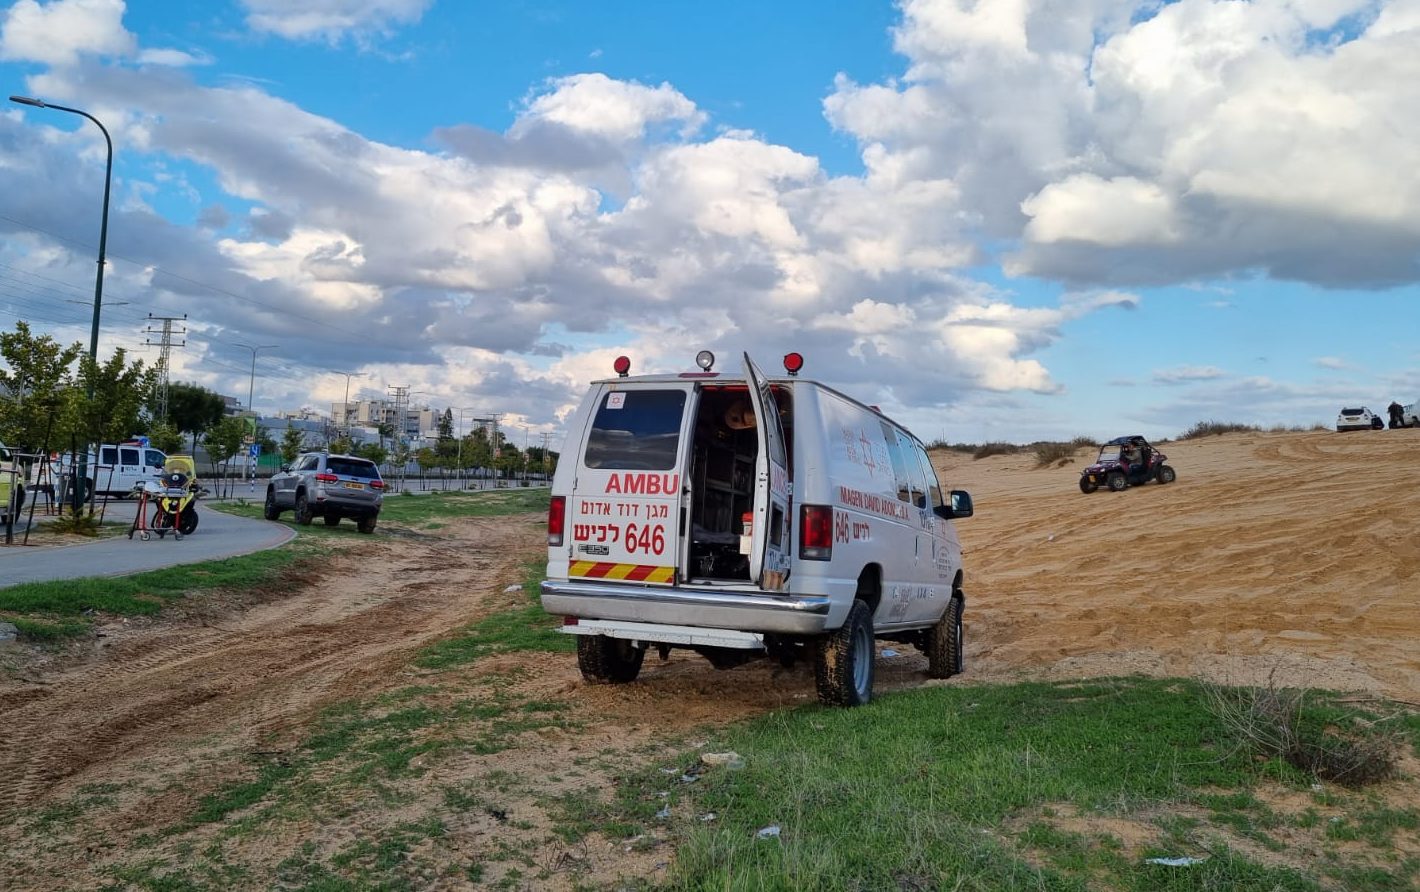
584;389;686;471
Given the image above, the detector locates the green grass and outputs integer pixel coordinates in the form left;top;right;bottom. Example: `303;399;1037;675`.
0;546;307;640
415;559;573;670
586;678;1420;891
215;487;549;530
1;489;551;642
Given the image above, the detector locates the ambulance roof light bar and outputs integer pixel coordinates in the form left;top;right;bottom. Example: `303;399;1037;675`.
613;355;631;377
783;352;804;376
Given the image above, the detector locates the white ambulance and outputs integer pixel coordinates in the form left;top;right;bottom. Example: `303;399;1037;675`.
542;351;974;706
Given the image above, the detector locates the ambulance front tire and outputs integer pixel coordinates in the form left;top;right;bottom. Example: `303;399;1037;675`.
577;635;645;684
178;507;199;535
923;592;964;679
814;599;875;707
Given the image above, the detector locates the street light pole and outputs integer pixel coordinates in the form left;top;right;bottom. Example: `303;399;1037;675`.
234;344;276;491
235;344;278;417
331;370;363;435
12;95;113;513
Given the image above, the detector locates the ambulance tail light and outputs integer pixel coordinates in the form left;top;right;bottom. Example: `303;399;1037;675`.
548;495;566;546
800;504;833;561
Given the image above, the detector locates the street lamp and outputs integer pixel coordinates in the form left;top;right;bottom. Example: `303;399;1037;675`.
234;344;276;488
11;96;112;364
330;370;364;433
234;344;278;416
13;95;113;513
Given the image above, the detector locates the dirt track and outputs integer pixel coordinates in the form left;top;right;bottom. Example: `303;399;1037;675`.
0;429;1417;888
0;517;540;817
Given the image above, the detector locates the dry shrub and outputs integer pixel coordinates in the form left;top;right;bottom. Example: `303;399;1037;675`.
1178;420;1262;440
1033;441;1083;468
1204;678;1399;787
972;442;1020;460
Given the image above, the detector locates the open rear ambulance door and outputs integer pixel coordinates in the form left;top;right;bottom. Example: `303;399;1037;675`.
567;386;689;586
742;354;791;591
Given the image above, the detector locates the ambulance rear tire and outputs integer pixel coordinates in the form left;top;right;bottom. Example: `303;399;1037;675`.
924;593;964;679
577;635;645;684
814;599;875;707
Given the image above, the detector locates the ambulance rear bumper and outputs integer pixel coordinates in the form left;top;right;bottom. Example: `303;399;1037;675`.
540;578;832;636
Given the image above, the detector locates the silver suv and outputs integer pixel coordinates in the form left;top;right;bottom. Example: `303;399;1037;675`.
265;452;384;533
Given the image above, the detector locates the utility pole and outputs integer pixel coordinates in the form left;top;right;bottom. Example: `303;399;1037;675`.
541;431;551;482
145;314;187;421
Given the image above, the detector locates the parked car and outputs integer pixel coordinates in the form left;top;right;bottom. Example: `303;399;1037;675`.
541;350;974;707
264;452;384;533
1336;407;1384;432
0;441;24;525
1079;436;1176;493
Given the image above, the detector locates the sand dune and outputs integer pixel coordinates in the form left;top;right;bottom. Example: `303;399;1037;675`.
931;428;1420;698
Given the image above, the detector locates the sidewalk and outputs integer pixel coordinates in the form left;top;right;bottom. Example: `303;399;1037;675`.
0;501;295;587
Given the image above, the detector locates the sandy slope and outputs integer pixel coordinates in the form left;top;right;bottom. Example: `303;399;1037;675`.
931;428;1420;698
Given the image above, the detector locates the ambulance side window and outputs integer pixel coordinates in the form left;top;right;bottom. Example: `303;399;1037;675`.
584;390;687;471
912;443;944;508
145;450;165;468
879;422;912;502
101;446;118;466
896;431;931;508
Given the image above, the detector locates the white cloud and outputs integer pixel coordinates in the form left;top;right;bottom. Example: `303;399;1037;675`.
825;0;1420;289
240;0;432;42
1314;356;1349;370
1153;365;1227;384
136;47;209;67
0;0;133;66
517;73;704;143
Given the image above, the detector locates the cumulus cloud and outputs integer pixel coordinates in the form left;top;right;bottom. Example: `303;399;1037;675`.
27;0;1385;434
1314;356;1349;370
240;0;432;42
826;0;1420;290
0;0;133;66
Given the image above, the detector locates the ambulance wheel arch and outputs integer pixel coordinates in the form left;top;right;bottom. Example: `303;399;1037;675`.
854;564;883;620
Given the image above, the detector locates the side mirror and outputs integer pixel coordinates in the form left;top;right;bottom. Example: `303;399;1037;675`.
934;490;974;519
279;465;291;473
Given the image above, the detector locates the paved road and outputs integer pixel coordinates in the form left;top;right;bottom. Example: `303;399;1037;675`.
0;501;295;587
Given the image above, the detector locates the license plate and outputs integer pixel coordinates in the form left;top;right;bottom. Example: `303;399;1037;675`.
343;482;364;490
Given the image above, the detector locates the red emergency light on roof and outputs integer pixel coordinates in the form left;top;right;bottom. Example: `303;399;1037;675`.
783;352;804;376
613;355;631;377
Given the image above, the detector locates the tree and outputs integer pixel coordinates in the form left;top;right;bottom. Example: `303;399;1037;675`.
205;416;247;496
0;321;82;451
280;426;305;465
61;349;158;448
437;408;454;441
167;382;227;453
354;442;387;465
461;427;493;472
146;420;184;454
414;446;437;472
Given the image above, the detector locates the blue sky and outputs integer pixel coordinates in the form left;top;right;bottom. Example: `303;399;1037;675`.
2;0;1418;447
